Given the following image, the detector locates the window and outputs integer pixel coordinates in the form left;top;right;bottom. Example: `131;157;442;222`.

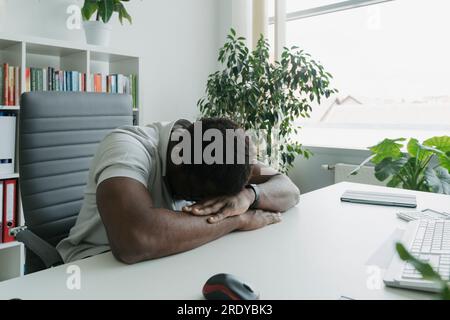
269;0;450;148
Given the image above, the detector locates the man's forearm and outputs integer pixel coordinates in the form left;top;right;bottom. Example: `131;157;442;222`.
123;208;242;263
97;177;243;264
105;206;243;264
254;174;300;212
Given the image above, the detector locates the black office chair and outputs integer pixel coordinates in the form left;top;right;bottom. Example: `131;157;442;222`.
15;92;132;274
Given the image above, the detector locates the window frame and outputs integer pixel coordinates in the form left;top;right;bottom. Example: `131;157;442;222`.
269;0;394;24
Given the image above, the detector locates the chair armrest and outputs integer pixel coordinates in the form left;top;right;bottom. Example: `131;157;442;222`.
14;228;64;269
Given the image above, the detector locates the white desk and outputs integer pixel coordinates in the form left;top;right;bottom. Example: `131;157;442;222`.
0;182;449;300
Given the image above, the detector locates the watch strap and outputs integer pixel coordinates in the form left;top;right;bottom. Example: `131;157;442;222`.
246;184;260;209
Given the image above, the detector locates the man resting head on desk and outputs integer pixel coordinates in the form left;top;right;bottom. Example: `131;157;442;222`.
57;118;300;264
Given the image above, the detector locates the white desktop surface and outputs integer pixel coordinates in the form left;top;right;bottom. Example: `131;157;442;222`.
1;182;449;300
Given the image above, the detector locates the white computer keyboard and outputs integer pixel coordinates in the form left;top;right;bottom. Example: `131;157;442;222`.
401;220;450;281
397;209;450;222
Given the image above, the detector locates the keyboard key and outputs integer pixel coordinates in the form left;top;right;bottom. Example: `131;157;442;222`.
402;273;423;279
416;228;426;240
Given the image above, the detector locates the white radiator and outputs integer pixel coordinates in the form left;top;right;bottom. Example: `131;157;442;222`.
332;163;385;186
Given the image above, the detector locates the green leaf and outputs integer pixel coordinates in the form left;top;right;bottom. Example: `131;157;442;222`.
424;167;450;195
387;175;403;188
439;155;450;173
81;0;98;21
369;138;406;164
116;3;132;24
423;136;450;153
442;286;450;300
374;157;407;182
98;0;115;23
419;137;450;172
407;138;430;161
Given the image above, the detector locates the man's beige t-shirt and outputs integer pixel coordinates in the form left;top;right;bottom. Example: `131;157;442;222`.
57;120;190;263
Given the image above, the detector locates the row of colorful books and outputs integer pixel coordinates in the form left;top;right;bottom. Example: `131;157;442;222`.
91;73;138;110
0;64;138;109
26;68;88;93
0;64;20;106
27;69;138;110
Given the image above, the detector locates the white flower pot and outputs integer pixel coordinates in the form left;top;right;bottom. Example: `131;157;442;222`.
83;21;112;47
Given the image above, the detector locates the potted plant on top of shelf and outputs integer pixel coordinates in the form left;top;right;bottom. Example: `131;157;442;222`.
82;0;132;47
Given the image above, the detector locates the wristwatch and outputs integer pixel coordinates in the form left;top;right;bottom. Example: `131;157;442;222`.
246;184;260;209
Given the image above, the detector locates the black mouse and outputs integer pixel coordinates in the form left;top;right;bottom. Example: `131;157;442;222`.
202;273;259;300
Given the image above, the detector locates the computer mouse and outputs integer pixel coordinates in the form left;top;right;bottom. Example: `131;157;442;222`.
202;273;260;300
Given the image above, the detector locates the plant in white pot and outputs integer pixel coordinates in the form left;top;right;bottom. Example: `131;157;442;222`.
82;0;132;47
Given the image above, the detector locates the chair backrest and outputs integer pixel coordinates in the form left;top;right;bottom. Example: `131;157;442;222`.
19;92;132;247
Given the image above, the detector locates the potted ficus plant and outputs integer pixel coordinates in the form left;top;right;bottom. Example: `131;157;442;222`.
82;0;132;46
198;29;337;173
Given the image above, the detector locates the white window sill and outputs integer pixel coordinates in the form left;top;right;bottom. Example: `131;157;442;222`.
295;125;450;151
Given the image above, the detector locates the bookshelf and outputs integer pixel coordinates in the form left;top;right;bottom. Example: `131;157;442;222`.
0;33;141;124
0;32;142;234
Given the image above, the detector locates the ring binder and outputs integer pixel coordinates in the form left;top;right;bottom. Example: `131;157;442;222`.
2;179;17;243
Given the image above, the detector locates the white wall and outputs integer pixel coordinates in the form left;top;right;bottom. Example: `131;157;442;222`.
0;0;222;124
288;146;371;194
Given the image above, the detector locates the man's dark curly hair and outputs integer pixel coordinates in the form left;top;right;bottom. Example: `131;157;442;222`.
172;118;253;199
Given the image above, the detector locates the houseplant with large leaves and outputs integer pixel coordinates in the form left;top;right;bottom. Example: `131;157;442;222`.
82;0;132;46
352;136;450;194
198;29;337;173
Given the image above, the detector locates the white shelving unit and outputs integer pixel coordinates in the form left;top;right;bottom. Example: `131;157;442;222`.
0;106;20;111
0;33;142;280
0;242;24;281
0;173;19;180
0;32;142;125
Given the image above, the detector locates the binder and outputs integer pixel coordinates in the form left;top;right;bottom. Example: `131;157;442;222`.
2;179;17;243
0;181;3;244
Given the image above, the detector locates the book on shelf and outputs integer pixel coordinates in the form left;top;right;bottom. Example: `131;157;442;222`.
25;68;30;92
1;63;20;106
8;66;13;105
14;67;19;106
90;73;138;110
